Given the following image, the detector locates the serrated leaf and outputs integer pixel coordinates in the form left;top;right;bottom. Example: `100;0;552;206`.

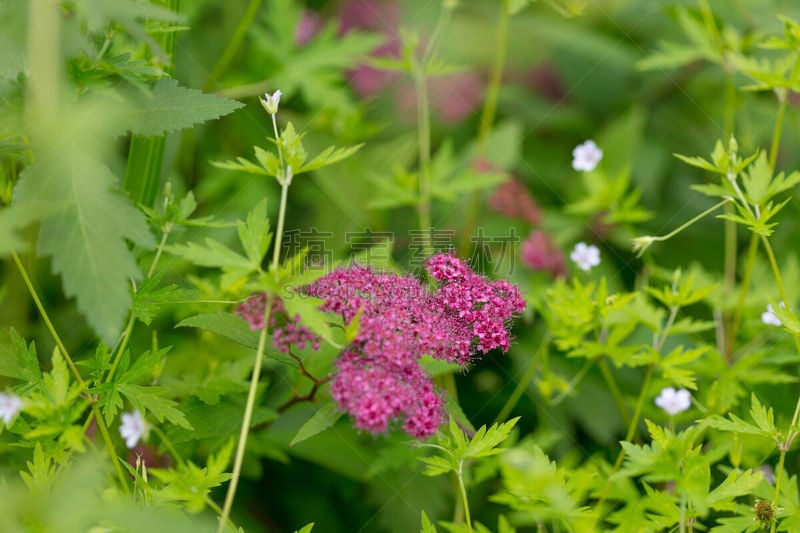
132;277;199;325
282;295;339;348
749;394;777;435
116;79;244;136
211;156;270;176
290;401;343;446
741;152;772;204
118;383;192;430
464;418;520;459
674;153;719;173
237;199;271;266
253;146;281;176
176;312;260;349
166;238;253;270
420;455;456;477
0;209;35;256
497;515;515;533
13;152;155;345
703;412;772;438
119;347;170;384
0;328;42;386
421;511;437;533
299;144;363;173
707;469;763;510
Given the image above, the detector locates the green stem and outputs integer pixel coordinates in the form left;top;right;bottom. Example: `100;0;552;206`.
622;364;655;446
549;359;594;406
414;67;433;258
720;69;736;301
25;0;60;129
123;0;180;208
493;334;550;424
456;460;473;533
12;252;130;494
217;294;274;533
761;236;790;309
147;227;172;279
598;357;631;428
412;3;452;259
592;305;677;527
769;100;787;172
477;0;510;152
679;494;687;533
726;234;758;360
271;177;290;268
203;0;264;91
104;316;136;385
639;199;731;248
458;0;510;256
771;448;788;533
218;111;290;533
151;425;185;468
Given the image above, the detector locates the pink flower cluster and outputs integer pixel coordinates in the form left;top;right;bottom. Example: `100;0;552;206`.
520;230;566;278
236;254;524;438
294;253;522;438
236;294;320;352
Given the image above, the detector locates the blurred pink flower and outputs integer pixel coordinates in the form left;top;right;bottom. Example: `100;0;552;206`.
429;71;485;124
520;230;566;279
295;10;323;46
395;71;486;124
488;177;542;226
528;64;567;102
339;0;402;99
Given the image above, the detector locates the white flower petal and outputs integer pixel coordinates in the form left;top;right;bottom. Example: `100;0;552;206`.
655;387;691;416
572;140;603;172
0;393;23;425
119;410;147;449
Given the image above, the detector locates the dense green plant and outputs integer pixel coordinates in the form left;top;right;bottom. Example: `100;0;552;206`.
6;0;800;532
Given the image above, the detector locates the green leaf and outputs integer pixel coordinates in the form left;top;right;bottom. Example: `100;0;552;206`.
176;312;260;350
290;401;343;446
131;276;199;326
508;0;535;15
166;238;253;271
13;153;155;345
0;210;29;256
237;199;272;266
119;347;170;384
211;156;270;176
497;515;516;533
118;383;192;430
749;394;778;435
299;144;363;173
0;328;42;387
421;511;438;533
282;294;339;348
115;79;244;137
707;469;764;510
464;418;520;459
294;525;315;533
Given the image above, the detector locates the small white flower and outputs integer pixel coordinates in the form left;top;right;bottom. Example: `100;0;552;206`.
762;302;784;326
259;90;282;115
570;242;601;271
0;393;23;425
119;410;148;449
655;387;691;416
572;139;603;172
